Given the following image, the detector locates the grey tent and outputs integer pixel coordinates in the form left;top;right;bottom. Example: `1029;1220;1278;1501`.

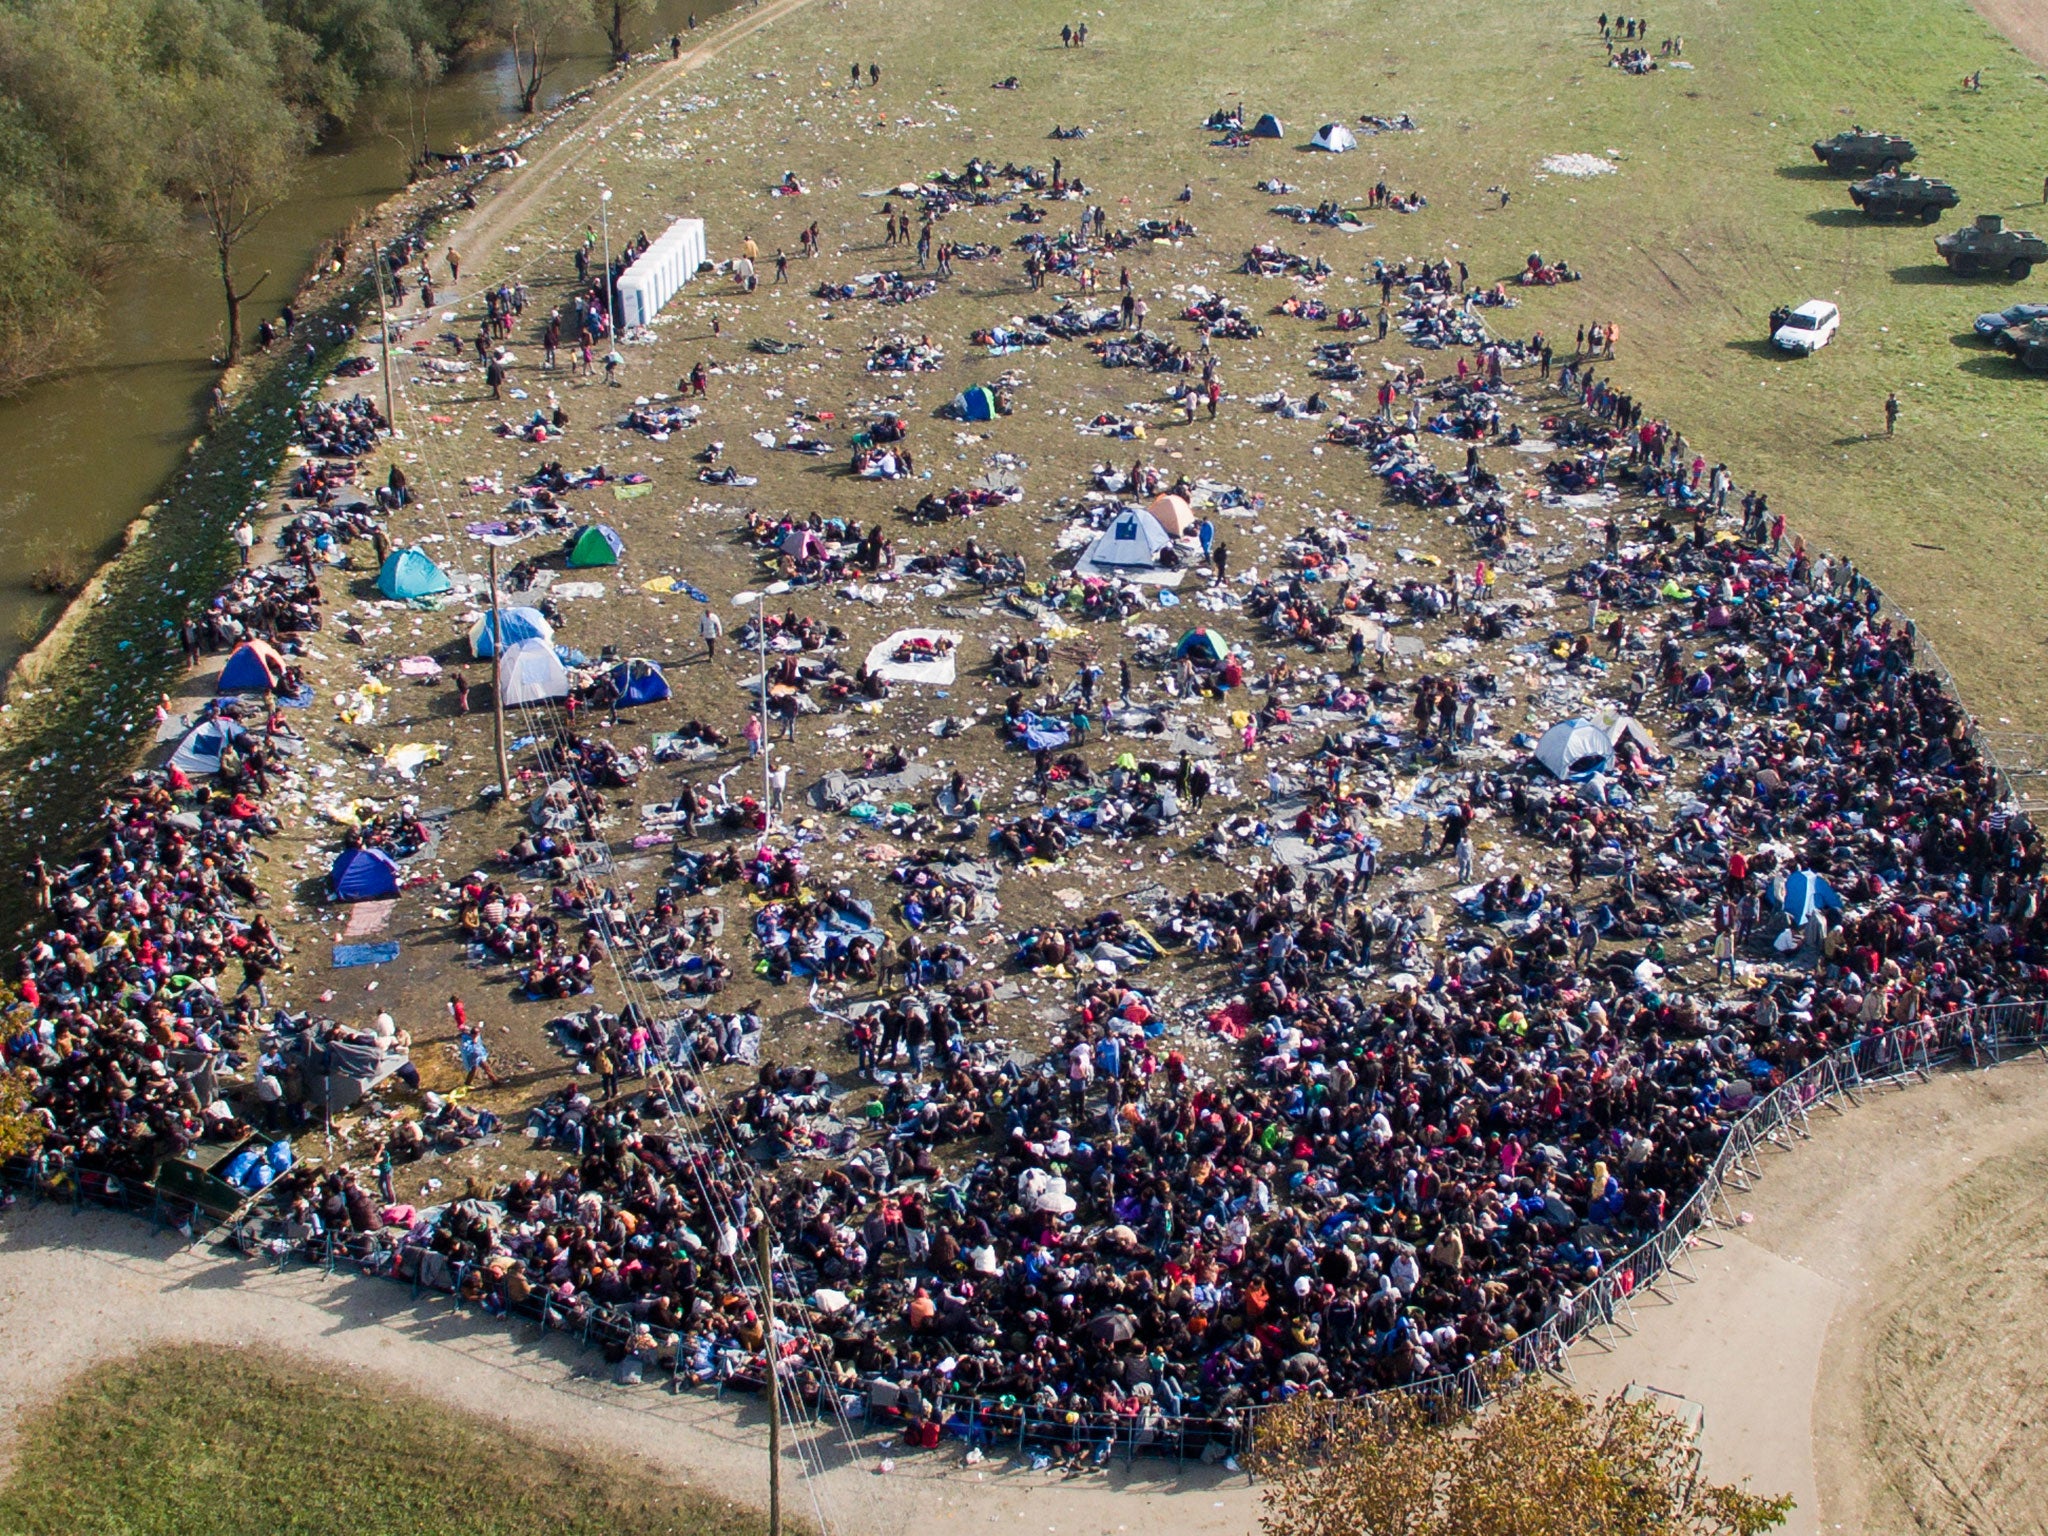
1250;113;1284;139
1309;122;1358;152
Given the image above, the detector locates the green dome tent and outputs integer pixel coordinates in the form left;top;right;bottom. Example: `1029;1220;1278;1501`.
948;385;997;422
566;524;625;567
375;547;452;601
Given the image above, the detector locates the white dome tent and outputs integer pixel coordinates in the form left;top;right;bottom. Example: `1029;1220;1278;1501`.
1309;122;1358;152
1532;718;1615;779
497;637;570;706
1064;507;1179;585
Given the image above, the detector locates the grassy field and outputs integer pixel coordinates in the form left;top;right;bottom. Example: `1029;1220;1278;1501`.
493;0;2046;718
0;1345;773;1536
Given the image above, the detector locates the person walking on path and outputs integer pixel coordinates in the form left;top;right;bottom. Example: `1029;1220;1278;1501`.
1884;391;1900;437
447;248;461;284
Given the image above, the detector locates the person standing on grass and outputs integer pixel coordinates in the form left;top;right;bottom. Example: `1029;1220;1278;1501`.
460;1024;505;1087
699;606;723;659
1885;391;1900;437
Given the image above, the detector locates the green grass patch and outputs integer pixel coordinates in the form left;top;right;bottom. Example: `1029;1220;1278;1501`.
0;1344;771;1536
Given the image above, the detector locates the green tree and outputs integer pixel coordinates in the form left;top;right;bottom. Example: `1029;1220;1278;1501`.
164;89;314;366
0;1064;43;1160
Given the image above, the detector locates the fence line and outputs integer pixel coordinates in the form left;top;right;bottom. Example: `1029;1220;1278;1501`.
1235;997;2048;1456
7;999;2045;1471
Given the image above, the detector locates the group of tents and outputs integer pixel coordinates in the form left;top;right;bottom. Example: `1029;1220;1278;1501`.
1218;110;1358;152
1075;494;1201;577
370;524;625;603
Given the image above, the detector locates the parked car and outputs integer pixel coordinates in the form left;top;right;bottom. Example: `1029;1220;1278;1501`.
1770;299;1840;354
1974;301;2048;339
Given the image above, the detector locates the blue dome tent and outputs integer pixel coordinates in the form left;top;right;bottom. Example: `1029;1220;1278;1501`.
216;639;288;692
469;606;554;658
606;657;672;708
169;718;248;776
1779;870;1843;925
374;547;453;601
329;846;401;901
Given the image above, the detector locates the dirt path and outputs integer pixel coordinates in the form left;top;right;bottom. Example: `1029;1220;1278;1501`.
450;0;817;278
1573;1058;2048;1535
9;1066;2048;1534
0;1205;1261;1536
1972;0;2048;68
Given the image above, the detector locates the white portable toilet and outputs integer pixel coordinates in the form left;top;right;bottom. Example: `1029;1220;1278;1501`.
616;217;709;328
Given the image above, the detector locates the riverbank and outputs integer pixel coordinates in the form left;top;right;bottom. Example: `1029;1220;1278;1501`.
0;5;775;938
0;0;747;682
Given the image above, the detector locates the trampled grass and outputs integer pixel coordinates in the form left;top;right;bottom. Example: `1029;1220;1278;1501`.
0;1345;772;1536
538;0;2048;718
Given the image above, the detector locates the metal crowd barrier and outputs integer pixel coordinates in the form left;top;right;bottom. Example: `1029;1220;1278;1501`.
8;999;2048;1474
1235;999;2048;1460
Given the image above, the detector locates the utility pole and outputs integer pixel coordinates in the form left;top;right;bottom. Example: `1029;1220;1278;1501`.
756;1212;782;1536
371;245;396;433
486;543;511;797
600;188;619;338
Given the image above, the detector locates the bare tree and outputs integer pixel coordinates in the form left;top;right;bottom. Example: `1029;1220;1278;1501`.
493;0;584;114
595;0;656;61
165;93;312;366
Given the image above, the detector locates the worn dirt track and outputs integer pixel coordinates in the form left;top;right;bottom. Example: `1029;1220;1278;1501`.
1575;1059;2048;1536
0;1202;1262;1536
1972;0;2048;68
454;0;820;266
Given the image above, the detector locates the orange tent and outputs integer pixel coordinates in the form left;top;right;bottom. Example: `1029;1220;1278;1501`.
1146;493;1194;537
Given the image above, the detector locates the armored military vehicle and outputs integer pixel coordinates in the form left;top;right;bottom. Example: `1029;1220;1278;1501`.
2005;322;2048;373
1935;214;2048;278
1995;316;2048;356
1811;128;1916;173
1848;172;1959;222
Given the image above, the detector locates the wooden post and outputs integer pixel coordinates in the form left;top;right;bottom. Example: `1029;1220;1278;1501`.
372;247;396;433
487;544;511;796
757;1213;782;1536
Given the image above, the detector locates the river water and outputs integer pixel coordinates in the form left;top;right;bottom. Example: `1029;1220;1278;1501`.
0;0;730;672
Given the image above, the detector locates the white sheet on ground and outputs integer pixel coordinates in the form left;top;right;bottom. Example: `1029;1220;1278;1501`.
864;628;962;685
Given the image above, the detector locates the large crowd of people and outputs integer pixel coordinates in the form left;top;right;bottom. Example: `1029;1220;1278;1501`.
6;69;2048;1481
